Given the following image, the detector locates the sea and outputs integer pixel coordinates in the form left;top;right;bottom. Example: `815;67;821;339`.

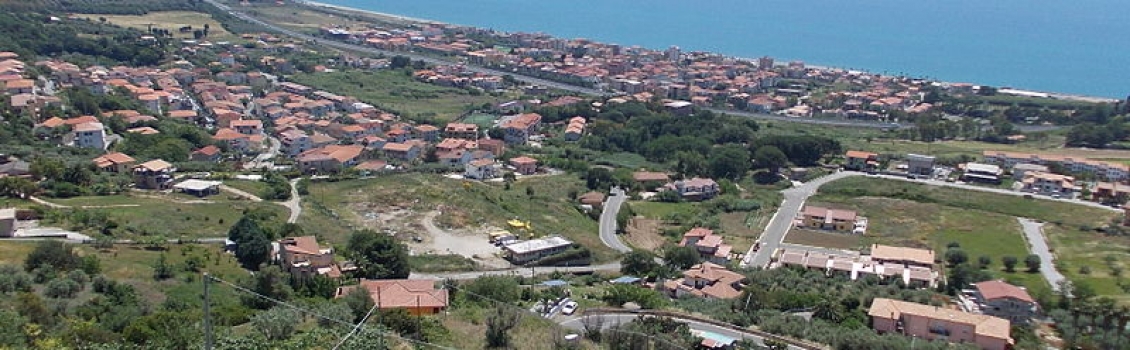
312;0;1129;99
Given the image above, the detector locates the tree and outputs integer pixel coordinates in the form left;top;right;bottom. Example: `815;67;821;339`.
153;254;173;280
251;307;300;341
241;265;293;309
25;240;79;272
977;255;992;269
945;247;969;267
459;275;520;306
1003;256;1019;272
228;216;270;270
620;251;660;276
1025;254;1042;273
342;286;375;323
707;145;751;180
390;55;411;69
346;230;410;279
753;145;789;174
44;277;81;299
813;298;847;323
0;310;27;348
484;306;521;348
664;245;701;270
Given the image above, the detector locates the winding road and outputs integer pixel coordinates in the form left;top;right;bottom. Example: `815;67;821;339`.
282;178;302;224
598;187;632;253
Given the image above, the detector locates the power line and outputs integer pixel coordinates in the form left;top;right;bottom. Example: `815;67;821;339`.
332;296;381;350
206;275;457;350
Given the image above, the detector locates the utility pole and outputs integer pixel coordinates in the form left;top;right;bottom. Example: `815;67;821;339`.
203;272;213;350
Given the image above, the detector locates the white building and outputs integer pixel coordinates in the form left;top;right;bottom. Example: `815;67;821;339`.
73;122;108;150
502;236;573;264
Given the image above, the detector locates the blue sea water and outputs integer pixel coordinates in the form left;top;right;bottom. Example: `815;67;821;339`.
314;0;1129;98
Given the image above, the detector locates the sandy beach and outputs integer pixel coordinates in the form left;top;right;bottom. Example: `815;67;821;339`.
297;0;443;25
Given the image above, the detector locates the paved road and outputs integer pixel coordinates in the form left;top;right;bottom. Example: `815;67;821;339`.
244;136;281;170
558;313;810;350
409;262;621;280
741;171;858;268
205;0;604;96
598;187;632;253
219;185;264;202
1018;218;1068;293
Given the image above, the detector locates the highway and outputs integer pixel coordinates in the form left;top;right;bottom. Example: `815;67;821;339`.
203;0;604;96
598;187;632;253
559;312;813;350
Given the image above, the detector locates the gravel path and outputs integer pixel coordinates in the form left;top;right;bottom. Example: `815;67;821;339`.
1017;218;1068;293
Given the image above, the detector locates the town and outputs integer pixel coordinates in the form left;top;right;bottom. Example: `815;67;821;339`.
0;0;1128;349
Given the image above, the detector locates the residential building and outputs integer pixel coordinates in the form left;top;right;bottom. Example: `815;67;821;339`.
296;145;364;173
0;156;30;178
92;152;136;173
381;142;421;161
678;228;733;264
443;122;479;139
0;208;14;238
191;145;223;162
1011;163;1049;180
1020;172;1076;196
870;244;935;268
334;279;448;315
577;191;605;210
1092;182;1130;203
983;150;1130;182
280;129;312;157
502;236;573;264
464;159;500;180
509;156;538;175
501;113;542;144
869;298;1013;350
662;262;745;299
962;162;1003;184
800;206;859;232
132;159;176;190
413;124;440;142
231;119;264;135
777;248;937;288
73;122;108;150
906;153;935;176
632;171;671;188
661;177;720;201
477;139;506;157
564;116;586;141
845;150;879;171
972;280;1038;324
276;236;342;279
172;179;221;197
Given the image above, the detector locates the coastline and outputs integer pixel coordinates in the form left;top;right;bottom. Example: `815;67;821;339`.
291;1;1120;103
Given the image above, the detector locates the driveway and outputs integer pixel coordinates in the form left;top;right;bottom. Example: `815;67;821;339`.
1017;218;1068;293
598;187;631;253
281;178;302;224
558;313;811;350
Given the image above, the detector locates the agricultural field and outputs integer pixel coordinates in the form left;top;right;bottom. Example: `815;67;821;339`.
42;192;287;239
289;70;507;123
81;11;240;42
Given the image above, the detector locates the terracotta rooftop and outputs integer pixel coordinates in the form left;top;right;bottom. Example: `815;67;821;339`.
337;279;448;310
869;298;1012;342
974;280;1035;304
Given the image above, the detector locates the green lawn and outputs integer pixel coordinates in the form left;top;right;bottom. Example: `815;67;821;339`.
1045;225;1130;304
222;179;271;199
629;201;699;220
305;173;616;262
289;70;505;122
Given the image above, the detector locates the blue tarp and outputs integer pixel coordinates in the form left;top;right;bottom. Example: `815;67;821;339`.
609;276;642;284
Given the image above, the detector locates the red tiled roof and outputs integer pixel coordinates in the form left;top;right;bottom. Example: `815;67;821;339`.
975;280;1035;304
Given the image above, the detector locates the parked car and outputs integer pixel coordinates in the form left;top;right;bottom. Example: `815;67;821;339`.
561;301;579;315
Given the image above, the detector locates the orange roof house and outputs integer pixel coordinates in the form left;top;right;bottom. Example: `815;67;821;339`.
334;279;448;315
92;152;136;172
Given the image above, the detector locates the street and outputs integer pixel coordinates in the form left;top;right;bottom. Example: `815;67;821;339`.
1018;218;1068;293
598;187;632;253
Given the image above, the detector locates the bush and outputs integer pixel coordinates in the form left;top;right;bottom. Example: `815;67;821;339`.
531;246;592;266
602;284;667;309
25;240;79;272
0;265;32;293
44;277;81;299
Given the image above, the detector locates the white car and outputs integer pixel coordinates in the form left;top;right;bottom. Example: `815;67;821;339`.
561;301;579;315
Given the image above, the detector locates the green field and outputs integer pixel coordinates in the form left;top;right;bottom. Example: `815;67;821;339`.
222;179;271;199
806;176;1124;299
629;201;699;220
461;113;500;129
304;173;616;262
289;70;505;122
46;193;287;239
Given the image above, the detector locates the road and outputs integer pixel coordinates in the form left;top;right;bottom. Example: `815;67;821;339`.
598;187;632;253
741;171;858;268
1018;218;1068;293
558;313;812;350
219;185;264;202
408;262;621;280
282;178;302;223
204;0;604;96
244;136;281;170
741;171;1118;268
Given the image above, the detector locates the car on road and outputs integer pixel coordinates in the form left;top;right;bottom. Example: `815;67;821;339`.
561;301;578;315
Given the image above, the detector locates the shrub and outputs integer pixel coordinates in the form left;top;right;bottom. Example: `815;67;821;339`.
44;277;81;299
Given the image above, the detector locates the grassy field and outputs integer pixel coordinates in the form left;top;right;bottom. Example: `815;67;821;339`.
243;3;384;32
222;179;271;199
83;11;239;42
629;201;699;220
304;173;616;262
808;177;1125;299
47;193;287;239
289;70;505;122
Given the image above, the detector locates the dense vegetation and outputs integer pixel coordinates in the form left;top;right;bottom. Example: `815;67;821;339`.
0;13;167;66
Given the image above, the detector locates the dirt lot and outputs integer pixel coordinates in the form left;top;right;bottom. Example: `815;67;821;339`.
782;229;864;250
624;217;667;251
84;11;239;41
349;201;511;269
